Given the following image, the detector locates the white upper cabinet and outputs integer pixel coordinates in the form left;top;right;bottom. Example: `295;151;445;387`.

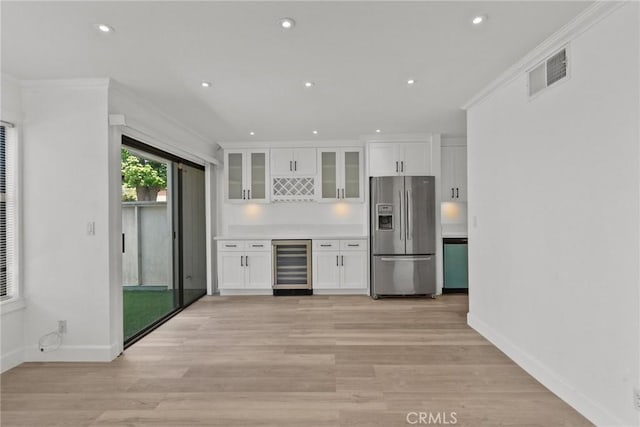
317;148;363;202
441;145;467;201
368;142;432;176
271;148;316;176
225;150;269;203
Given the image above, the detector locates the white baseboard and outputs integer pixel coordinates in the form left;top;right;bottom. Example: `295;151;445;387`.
467;313;627;427
313;289;369;295
23;343;119;363
219;289;273;296
1;347;24;373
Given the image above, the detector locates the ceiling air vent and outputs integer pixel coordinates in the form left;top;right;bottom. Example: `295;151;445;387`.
528;48;568;97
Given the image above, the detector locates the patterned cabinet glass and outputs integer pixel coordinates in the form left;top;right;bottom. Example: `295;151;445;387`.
343;150;361;200
226;150;269;203
321;151;338;199
250;152;267;200
227;152;244;200
318;148;363;202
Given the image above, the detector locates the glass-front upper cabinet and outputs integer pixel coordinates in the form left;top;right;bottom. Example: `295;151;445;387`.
225;150;269;203
317;148;363;202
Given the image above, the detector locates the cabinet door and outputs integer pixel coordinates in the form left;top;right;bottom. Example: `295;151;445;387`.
342;149;363;201
245;251;272;289
313;252;340;289
441;146;457;200
452;145;467;202
401;142;431;176
270;148;294;176
369;143;400;176
340;252;367;289
318;149;339;200
226;151;245;201
219;252;244;289
247;150;269;202
293;148;316;175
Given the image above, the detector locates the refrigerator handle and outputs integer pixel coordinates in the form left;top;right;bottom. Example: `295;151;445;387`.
398;190;403;241
406;190;412;240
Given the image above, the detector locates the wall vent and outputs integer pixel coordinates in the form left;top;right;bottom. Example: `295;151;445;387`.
528;48;568;97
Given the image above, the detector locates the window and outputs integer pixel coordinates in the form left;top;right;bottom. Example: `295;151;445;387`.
0;124;16;301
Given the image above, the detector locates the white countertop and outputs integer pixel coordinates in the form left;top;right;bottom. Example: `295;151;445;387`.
215;224;367;241
215;235;368;240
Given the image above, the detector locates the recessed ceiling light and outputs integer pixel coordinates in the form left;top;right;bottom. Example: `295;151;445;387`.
279;18;296;29
304;81;315;88
249;131;255;136
407;79;416;85
472;15;487;25
375;129;381;133
312;130;318;135
96;24;114;33
201;81;211;88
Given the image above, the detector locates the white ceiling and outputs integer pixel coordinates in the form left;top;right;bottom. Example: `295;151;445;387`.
2;1;591;143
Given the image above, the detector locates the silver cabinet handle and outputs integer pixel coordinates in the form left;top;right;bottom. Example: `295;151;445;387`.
395;161;398;173
347;244;360;247
242;189;246;200
248;189;251;199
225;244;237;248
341;255;344;266
240;256;244;267
336;188;339;199
456;188;459;198
398;190;403;241
341;188;344;199
401;161;404;172
252;244;263;247
336;255;339;266
245;255;248;267
380;256;432;262
406;190;412;240
320;244;332;247
289;160;292;171
294;160;297;171
451;188;455;198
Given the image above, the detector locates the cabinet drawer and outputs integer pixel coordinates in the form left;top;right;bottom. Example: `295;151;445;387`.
217;241;245;251
245;240;271;251
340;239;367;251
313;240;339;251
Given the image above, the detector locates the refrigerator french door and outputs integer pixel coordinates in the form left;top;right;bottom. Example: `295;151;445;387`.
370;176;436;297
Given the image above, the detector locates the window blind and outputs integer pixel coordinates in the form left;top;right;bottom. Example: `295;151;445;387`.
0;125;13;300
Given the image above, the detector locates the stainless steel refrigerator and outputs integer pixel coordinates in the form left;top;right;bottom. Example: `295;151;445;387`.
370;176;436;298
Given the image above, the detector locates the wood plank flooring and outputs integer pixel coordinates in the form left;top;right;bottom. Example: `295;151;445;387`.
1;295;592;426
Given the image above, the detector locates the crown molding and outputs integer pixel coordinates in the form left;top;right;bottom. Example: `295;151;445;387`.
19;78;110;89
462;1;626;111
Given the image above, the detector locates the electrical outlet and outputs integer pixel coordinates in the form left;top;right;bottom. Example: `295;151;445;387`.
634;387;640;411
57;320;67;334
87;221;95;236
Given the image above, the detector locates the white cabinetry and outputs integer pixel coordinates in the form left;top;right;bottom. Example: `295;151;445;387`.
317;148;363;202
312;239;367;291
225;150;269;203
441;145;467;201
368;142;431;176
270;148;316;176
217;240;272;292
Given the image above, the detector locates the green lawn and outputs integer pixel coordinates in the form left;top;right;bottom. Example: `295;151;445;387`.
123;290;176;341
123;288;206;341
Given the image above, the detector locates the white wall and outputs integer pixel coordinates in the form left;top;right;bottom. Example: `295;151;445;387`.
21;80;115;361
466;3;639;426
1;73;25;372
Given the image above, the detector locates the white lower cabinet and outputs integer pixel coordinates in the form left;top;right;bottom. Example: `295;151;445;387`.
312;239;367;291
217;241;272;291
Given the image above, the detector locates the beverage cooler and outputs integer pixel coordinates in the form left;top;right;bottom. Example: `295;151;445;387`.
272;240;312;295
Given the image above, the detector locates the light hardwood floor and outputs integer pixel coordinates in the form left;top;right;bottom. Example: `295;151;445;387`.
1;295;591;426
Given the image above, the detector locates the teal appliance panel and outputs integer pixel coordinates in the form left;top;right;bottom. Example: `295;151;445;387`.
443;238;468;290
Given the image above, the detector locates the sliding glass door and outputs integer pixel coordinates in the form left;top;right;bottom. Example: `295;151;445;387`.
121;137;207;346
